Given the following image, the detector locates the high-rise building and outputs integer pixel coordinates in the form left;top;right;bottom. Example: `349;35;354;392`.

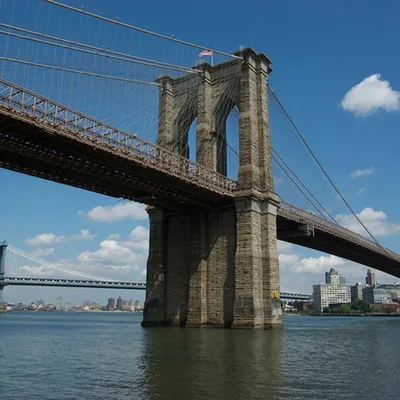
365;269;376;286
351;283;363;302
325;268;345;285
107;297;116;311
116;296;123;310
314;269;351;312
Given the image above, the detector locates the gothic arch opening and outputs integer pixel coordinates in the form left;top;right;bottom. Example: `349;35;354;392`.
225;108;240;181
187;118;198;163
174;103;197;161
214;93;239;178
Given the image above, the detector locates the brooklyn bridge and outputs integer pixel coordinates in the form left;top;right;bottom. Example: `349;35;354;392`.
0;0;399;329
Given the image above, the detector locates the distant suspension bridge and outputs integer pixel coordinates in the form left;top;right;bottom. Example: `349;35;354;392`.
0;242;311;300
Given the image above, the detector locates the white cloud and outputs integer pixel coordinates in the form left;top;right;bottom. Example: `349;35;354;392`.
85;202;147;222
295;255;345;274
19;265;49;276
30;248;55;258
122;226;149;251
279;253;299;266
336;207;400;237
350;167;375;179
26;233;65;247
77;240;145;272
70;230;97;241
341;74;400;116
26;230;97;247
356;188;366;195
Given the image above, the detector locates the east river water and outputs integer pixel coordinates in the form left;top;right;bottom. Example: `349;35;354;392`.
0;312;398;399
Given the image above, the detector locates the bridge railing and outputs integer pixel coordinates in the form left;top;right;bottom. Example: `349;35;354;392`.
279;203;400;261
0;78;237;196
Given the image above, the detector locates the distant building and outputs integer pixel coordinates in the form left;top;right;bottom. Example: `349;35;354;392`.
313;284;351;312
107;297;115;311
374;303;400;313
325;268;339;285
365;269;376;286
116;296;123;310
325;268;346;285
351;283;363;302
363;284;399;304
55;296;64;311
314;269;351;312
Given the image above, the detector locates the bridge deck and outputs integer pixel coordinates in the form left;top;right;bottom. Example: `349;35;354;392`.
1;78;399;278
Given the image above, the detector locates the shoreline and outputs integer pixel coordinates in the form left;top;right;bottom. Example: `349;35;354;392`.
285;313;400;317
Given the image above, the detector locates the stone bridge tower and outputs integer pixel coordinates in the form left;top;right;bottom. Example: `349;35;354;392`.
142;48;282;329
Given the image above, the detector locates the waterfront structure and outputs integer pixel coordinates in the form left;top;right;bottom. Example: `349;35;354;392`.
313;270;351;312
351;283;363;302
365;269;376;286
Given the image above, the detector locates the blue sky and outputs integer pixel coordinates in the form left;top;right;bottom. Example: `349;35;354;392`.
1;0;400;304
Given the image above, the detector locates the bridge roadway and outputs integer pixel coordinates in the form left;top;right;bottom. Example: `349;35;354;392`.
0;78;399;278
0;277;311;300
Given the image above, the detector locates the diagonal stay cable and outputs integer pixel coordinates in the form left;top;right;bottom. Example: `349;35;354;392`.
225;140;326;219
268;83;393;255
272;148;339;225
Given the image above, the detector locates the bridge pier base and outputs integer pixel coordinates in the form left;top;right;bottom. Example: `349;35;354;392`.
142;198;282;329
142;205;236;328
232;196;282;329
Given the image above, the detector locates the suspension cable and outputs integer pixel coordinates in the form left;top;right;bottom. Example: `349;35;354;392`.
44;0;241;59
272;153;327;218
7;245;109;281
0;57;159;86
268;84;392;252
225;139;327;218
272;148;339;225
0;23;198;74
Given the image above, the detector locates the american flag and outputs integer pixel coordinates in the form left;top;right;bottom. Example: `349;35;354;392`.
199;49;213;57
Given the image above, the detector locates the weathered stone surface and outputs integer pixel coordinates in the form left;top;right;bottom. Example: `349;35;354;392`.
143;48;282;329
142;206;236;328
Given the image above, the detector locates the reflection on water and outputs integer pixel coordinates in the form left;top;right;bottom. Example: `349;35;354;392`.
0;313;399;400
141;328;283;399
